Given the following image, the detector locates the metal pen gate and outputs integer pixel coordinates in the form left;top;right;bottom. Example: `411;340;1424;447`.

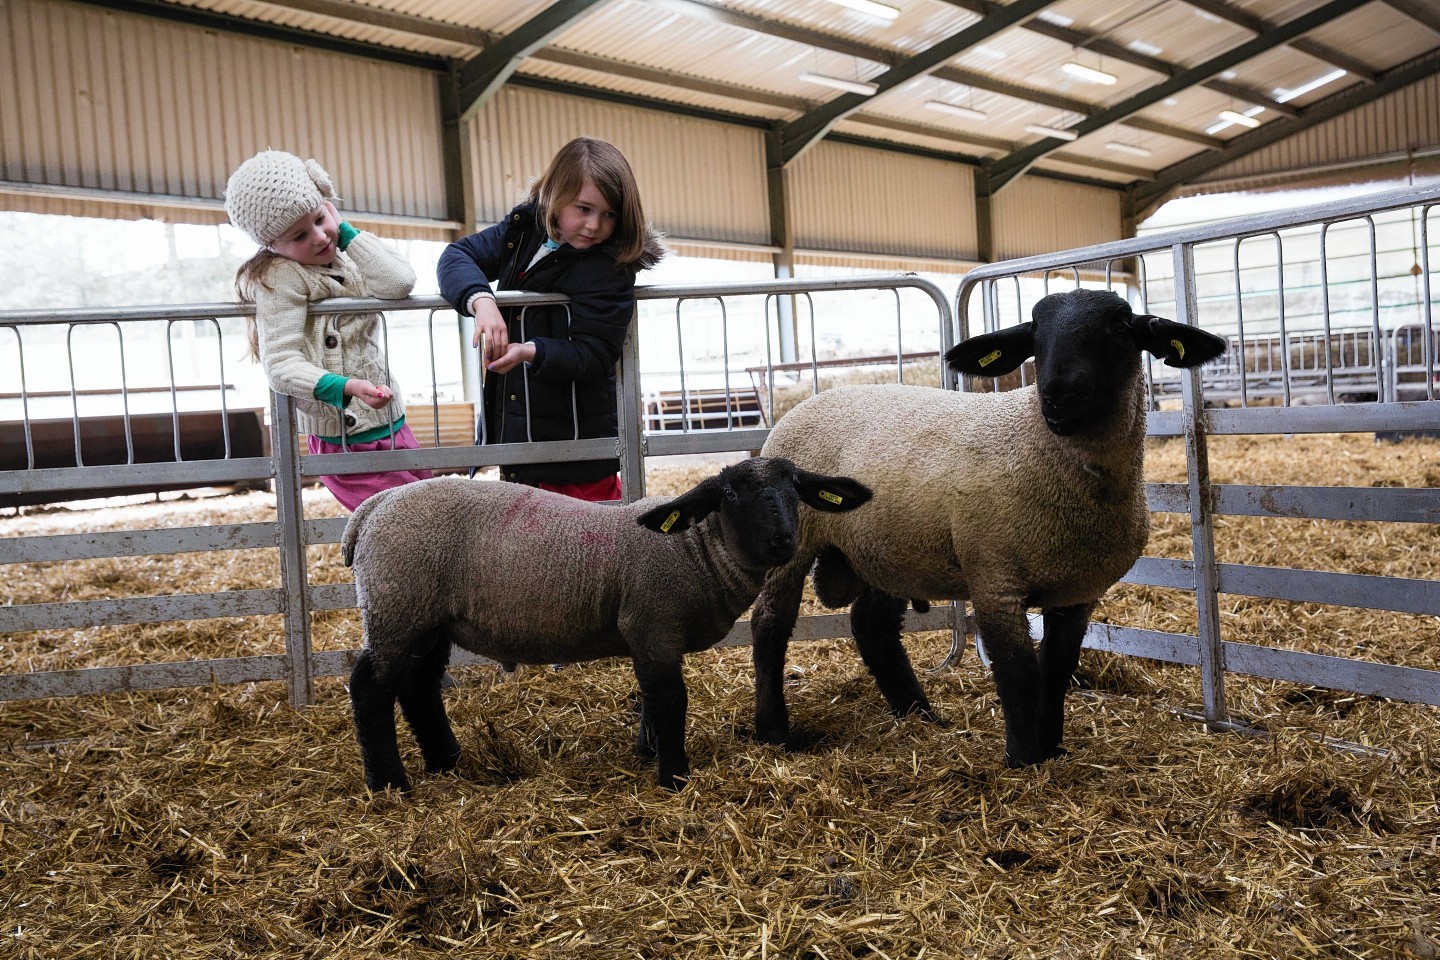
0;277;957;706
3;183;1438;733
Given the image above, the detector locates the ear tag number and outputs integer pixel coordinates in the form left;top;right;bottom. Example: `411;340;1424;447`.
978;349;1002;368
1170;339;1185;360
818;490;843;505
660;510;681;533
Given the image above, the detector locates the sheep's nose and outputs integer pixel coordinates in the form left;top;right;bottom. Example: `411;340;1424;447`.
768;531;796;557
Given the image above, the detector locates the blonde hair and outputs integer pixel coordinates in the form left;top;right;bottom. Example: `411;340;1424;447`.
234;249;286;361
529;137;650;269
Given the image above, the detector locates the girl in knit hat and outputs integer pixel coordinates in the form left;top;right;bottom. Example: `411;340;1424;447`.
438;137;664;501
227;149;431;511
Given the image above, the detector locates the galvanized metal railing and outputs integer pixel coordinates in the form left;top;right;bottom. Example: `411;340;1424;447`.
955;180;1440;728
0;275;955;705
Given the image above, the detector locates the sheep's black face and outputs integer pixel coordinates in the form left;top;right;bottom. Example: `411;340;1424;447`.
1031;290;1143;437
719;459;802;568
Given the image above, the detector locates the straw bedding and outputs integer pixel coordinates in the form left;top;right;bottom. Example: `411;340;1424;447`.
2;434;1438;958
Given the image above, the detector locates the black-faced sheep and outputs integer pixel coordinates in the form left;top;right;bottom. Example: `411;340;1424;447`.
342;457;871;792
750;289;1227;766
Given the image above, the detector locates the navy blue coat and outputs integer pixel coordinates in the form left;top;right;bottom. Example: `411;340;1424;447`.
438;202;659;486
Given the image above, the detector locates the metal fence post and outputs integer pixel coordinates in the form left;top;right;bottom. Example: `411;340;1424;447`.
617;305;647;504
1172;242;1228;726
270;392;314;707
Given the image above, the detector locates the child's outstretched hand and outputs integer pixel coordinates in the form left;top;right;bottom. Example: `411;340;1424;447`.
345;379;393;409
471;297;509;364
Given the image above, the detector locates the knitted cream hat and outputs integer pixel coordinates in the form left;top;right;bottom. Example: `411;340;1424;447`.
224;150;338;246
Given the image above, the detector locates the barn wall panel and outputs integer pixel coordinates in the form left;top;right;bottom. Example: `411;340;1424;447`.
0;0;449;227
789;141;979;263
467;86;771;245
991;177;1124;261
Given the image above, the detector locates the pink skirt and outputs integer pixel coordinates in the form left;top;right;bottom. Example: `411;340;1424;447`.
307;424;433;512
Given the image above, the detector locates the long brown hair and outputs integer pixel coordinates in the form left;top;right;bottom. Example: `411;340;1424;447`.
529;137;651;269
234;249;285;361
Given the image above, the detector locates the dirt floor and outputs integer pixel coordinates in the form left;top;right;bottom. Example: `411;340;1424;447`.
1;434;1438;958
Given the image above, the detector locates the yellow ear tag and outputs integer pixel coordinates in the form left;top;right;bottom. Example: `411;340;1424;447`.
659;509;681;533
1170;339;1185;360
818;490;843;505
978;349;1002;368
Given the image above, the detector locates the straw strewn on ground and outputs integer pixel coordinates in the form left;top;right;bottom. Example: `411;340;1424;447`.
2;433;1438;958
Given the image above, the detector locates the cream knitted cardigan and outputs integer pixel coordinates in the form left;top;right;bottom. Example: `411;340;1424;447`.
250;232;416;440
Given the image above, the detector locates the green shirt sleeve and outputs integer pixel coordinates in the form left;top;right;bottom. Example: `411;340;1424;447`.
314;373;350;408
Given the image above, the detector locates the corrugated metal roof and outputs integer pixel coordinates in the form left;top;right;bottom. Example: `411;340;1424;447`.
6;0;1440;228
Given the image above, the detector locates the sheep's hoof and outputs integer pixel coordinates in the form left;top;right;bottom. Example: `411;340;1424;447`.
424;751;461;774
657;769;690;792
366;774;412;794
899;704;948;727
1002;745;1067;768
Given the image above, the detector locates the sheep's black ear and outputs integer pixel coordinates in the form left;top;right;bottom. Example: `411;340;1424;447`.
792;469;872;513
1131;315;1228;368
636;480;723;534
945;322;1034;376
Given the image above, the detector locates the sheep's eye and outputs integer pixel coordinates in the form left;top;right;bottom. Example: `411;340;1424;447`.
723;484;739;502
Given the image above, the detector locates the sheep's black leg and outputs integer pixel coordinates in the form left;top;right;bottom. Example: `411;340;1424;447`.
750;563;807;746
632;656;689;790
974;607;1045;767
1036;603;1094;758
396;630;461;775
852;589;938;722
350;647;411;793
634;690;657;760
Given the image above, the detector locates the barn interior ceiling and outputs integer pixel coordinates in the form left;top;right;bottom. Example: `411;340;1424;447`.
69;0;1440;218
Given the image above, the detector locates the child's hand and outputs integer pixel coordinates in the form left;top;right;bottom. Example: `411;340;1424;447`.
487;341;536;375
471;297;509;364
345;378;393;409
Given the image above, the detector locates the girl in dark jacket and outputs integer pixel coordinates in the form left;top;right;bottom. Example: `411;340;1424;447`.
438;137;665;501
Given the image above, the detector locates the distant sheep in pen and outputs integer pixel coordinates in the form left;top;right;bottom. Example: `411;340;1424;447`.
342;457;871;792
751;289;1227;766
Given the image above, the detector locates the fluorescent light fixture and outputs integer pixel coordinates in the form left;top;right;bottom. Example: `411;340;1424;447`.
1061;61;1117;85
1106;141;1153;158
799;72;879;96
1218;109;1262;128
1127;39;1163;57
1025;123;1078;141
1274;68;1347;103
1036;10;1073;26
968;44;1008;63
924;100;988;121
823;0;901;19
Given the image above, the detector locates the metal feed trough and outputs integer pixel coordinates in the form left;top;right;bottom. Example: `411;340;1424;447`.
1;184;1438;749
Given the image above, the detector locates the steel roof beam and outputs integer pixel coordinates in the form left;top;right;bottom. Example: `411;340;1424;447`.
226;0;487;47
71;0;446;70
641;0;1218;149
1381;0;1440;35
1179;0;1378;82
455;0;611;122
937;0;1303;118
1130;48;1440;217
982;0;1372;196
774;0;1062;167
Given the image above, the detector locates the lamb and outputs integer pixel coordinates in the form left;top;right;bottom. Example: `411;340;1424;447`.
750;288;1227;766
341;456;871;792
